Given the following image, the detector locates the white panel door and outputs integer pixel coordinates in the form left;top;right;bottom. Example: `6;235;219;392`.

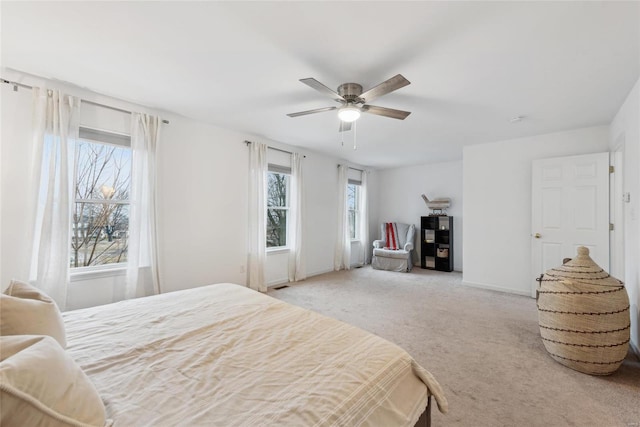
531;152;609;297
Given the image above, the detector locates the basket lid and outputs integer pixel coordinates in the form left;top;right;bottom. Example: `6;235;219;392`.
542;246;623;287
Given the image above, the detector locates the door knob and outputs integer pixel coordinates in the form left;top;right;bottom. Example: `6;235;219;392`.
534;233;541;239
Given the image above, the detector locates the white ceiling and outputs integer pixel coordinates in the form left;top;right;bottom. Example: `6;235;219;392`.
2;1;638;169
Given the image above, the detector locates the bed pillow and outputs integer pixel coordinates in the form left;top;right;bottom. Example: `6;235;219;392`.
1;279;66;348
0;335;108;427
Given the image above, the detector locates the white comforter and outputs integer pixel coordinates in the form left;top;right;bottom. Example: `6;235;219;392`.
64;283;447;426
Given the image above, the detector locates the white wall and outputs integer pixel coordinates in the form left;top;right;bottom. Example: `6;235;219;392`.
377;160;463;271
157;114;250;292
609;77;640;352
366;171;380;261
0;70;370;308
463;126;610;295
293;152;340;278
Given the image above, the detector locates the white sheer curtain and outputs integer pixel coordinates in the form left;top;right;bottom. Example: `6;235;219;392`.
29;88;80;310
359;171;370;265
288;152;306;282
126;113;161;299
248;142;267;292
334;164;350;271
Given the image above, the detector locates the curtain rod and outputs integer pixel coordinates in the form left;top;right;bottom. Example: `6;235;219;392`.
2;78;170;124
244;140;306;158
337;164;364;172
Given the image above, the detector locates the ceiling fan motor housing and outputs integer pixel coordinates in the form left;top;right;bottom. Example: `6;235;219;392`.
338;83;363;103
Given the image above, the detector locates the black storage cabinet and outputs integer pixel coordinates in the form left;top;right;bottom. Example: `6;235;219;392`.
420;216;454;272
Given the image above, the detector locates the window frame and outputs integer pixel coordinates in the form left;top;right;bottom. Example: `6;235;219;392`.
70;127;132;272
266;169;291;250
347;182;361;241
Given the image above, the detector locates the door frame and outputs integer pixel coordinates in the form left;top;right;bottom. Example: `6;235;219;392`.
610;137;625;280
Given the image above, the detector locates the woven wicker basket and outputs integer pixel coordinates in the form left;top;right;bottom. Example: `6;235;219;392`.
537;246;630;375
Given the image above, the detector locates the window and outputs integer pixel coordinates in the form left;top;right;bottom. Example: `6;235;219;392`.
266;170;290;248
348;183;360;240
347;183;360;240
70;128;131;268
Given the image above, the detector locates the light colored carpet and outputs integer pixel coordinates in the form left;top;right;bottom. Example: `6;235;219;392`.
268;266;640;427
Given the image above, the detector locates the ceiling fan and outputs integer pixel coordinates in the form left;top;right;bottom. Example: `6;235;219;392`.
287;74;411;132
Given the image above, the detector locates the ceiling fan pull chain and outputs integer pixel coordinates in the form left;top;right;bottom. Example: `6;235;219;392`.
340;121;344;146
353;120;357;150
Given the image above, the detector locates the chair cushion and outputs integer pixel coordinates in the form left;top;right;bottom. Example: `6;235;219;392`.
373;248;411;259
1;280;67;348
0;335;108;427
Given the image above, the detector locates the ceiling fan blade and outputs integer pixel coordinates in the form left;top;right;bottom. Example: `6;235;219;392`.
287;106;337;118
300;78;345;102
362;105;411;120
359;74;410;103
338;121;352;132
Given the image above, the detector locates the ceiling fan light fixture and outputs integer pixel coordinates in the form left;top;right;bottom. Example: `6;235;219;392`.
338;106;361;122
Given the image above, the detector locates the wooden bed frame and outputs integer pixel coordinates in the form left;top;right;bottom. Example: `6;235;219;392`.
414;395;432;427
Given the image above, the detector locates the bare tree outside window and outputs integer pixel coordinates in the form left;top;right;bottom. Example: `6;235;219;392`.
71;139;131;268
267;172;289;247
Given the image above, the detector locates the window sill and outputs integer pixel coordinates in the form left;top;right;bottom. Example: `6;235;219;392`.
267;247;290;255
70;264;127;282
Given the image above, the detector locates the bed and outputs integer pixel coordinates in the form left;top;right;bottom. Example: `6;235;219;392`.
23;282;448;426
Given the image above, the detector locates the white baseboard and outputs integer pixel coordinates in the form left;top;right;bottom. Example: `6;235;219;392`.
266;277;289;288
461;280;532;297
305;267;334;278
267;267;336;288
